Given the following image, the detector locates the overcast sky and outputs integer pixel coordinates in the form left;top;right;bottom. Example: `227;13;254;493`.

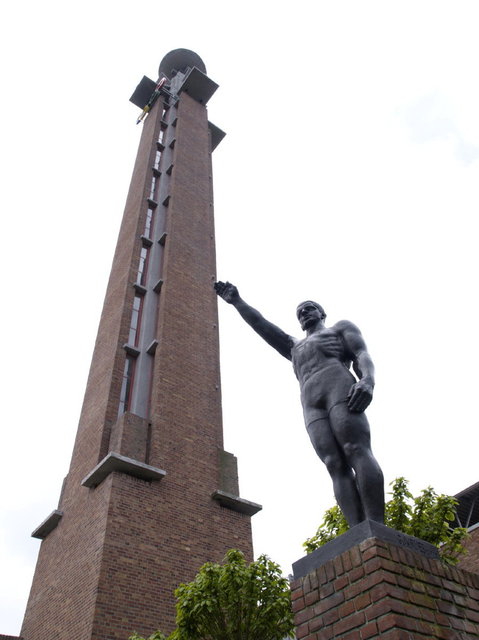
2;0;479;635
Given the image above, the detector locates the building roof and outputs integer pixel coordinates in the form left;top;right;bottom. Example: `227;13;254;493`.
454;481;479;529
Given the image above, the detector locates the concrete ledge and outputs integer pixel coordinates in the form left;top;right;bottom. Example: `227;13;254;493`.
178;67;218;105
292;520;439;579
146;339;159;355
81;452;166;488
31;510;63;540
153;279;164;293
208;121;226;151
123;343;140;357
212;490;262;516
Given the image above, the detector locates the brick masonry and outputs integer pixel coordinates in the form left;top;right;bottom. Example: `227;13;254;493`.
291;536;479;639
20;63;255;640
458;528;479;576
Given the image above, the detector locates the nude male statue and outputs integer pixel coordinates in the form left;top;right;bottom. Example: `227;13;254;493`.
214;281;384;527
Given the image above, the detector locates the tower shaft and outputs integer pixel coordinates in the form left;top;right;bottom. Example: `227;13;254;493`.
21;52;259;640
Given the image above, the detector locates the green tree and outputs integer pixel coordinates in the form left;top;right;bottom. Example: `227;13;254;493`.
303;477;468;565
130;549;294;640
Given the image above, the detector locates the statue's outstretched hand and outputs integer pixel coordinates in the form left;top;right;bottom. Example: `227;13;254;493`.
214;281;240;304
347;379;373;413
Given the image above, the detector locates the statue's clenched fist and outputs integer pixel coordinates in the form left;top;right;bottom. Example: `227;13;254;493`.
214;281;240;305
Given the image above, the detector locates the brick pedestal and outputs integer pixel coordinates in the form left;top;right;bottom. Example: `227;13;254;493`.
291;523;479;639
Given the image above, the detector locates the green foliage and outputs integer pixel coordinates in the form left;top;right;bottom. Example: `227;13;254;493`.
304;477;468;565
130;632;167;640
303;505;348;553
130;549;294;640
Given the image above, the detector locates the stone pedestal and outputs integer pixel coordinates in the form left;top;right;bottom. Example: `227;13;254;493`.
291;521;479;639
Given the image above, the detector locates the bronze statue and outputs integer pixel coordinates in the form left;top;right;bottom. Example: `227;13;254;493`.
215;281;384;527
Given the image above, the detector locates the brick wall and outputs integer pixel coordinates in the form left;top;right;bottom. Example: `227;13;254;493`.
21;70;255;640
458;527;479;576
291;536;479;639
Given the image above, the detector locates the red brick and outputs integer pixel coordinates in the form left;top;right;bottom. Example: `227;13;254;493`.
342;549;353;572
292;533;479;640
450;616;467;632
338;599;356;618
465;596;479;612
291;585;305;601
325;560;335;582
315;591;345;614
389;613;418;632
344;579;366;600
317;564;328;586
466;608;479;623
342;631;365;640
442;578;467;595
468;586;479;601
296;622;310;639
310;570;319;591
359;537;377;552
320;607;340;627
433;629;462;640
349;565;366;582
332;611;365;635
378;630;411;640
360;620;378;639
409;589;437;610
292;596;306;612
305;589;320;607
310;615;325;632
435;610;452;627
350;545;362;567
333;574;349;590
333;553;344;577
294;607;313;625
20;82;255;640
366;598;394;621
321;581;334;598
364;556;382;574
377;612;397;632
362;546;379;562
465;619;479;635
354;591;371;611
437;598;466;618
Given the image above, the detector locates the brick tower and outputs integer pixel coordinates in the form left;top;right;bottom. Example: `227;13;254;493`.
20;49;260;640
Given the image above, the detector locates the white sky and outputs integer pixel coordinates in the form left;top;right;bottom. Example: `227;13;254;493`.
2;0;479;635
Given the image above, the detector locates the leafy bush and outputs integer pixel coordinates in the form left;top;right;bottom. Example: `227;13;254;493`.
303;477;468;565
130;549;294;640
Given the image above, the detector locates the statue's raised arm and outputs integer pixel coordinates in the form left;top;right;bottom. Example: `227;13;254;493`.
214;281;295;360
215;281;384;527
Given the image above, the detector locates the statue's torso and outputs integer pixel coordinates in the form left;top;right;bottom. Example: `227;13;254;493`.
291;328;356;424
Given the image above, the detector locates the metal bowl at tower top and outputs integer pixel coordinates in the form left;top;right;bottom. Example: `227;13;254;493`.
159;49;206;78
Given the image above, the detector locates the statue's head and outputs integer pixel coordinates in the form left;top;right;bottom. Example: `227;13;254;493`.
296;301;326;331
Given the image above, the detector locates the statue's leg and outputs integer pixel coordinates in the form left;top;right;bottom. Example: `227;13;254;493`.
328;403;384;523
307;418;364;527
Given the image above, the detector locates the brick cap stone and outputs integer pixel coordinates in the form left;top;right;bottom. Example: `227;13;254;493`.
31;509;63;540
292;519;439;579
81;452;166;488
211;490;262;516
